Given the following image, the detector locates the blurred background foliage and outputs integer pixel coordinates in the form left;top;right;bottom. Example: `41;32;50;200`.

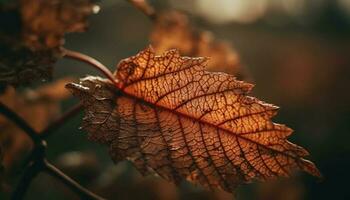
1;0;350;199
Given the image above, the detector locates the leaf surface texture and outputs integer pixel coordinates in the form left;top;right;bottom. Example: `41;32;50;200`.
68;47;320;192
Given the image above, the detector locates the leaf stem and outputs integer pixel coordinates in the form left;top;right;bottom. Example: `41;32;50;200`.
39;103;83;139
43;159;105;200
0;101;41;145
63;49;118;86
127;0;157;21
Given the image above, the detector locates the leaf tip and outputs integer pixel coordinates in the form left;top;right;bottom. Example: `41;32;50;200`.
300;158;322;179
65;82;88;94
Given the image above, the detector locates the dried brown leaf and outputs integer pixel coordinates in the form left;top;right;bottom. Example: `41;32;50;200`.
21;0;97;50
0;0;97;88
68;47;320;193
150;11;246;80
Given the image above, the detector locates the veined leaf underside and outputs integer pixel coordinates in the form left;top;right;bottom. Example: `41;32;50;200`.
67;47;320;193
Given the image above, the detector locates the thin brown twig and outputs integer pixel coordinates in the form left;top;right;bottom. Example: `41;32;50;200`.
43;159;105;200
127;0;157;20
63;48;118;86
39;103;83;139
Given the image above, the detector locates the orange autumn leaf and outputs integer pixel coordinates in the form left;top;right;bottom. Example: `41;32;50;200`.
67;47;320;193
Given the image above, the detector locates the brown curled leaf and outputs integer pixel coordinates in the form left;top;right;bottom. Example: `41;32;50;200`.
21;0;97;51
150;11;247;80
0;0;97;89
67;47;320;193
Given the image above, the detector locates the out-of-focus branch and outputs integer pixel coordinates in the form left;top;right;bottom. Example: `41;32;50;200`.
63;49;118;86
0;92;104;200
40;103;83;139
11;147;46;200
127;0;157;20
0;101;41;145
11;160;42;200
43;160;105;200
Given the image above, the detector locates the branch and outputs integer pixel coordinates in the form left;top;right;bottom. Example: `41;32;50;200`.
11;141;46;200
0;101;41;145
1;51;108;200
0;101;102;199
63;49;118;86
127;0;156;21
39;103;83;139
43;160;105;200
11;161;42;200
